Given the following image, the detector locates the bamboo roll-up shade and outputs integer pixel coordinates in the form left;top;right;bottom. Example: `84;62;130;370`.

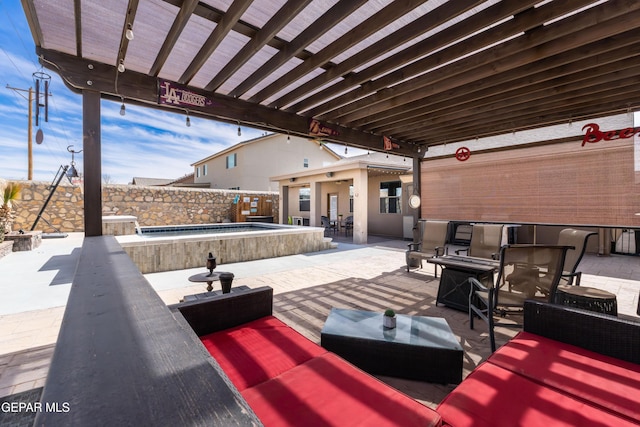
420;139;640;227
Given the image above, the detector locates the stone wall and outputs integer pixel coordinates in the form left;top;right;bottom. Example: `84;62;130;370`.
7;180;279;233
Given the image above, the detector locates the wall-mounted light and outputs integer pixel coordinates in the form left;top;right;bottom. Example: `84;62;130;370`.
326;172;334;178
125;24;134;41
289;177;296;182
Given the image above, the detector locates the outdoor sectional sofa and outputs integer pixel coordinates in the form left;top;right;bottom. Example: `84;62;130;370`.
172;288;640;427
36;236;639;425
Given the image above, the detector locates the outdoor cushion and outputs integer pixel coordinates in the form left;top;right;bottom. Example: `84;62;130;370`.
436;361;638;427
200;316;327;391
488;331;640;423
242;352;442;427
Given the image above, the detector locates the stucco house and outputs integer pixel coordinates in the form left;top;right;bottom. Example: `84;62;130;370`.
271;152;414;244
191;133;341;191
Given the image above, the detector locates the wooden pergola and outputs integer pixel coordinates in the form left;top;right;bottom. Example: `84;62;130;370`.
20;0;640;235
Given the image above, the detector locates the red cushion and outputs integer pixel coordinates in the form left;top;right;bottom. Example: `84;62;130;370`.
200;316;327;390
437;362;638;427
242;352;441;427
488;331;640;423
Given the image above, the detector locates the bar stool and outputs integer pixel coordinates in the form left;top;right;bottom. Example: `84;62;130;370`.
554;285;618;316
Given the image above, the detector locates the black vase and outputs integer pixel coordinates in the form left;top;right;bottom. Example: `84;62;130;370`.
220;272;234;294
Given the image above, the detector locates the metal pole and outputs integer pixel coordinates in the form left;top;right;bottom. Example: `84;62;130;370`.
28;87;33;180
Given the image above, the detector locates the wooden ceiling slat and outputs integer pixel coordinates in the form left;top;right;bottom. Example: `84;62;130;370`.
149;0;199;77
304;0;589;119
179;0;253;85
204;0;312;92
22;0;640;153
404;86;640;143
367;36;640;133
325;0;640;125
227;0;369;99
374;57;640;134
247;0;435;104
276;0;490;112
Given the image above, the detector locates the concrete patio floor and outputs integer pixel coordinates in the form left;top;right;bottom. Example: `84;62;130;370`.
1;232;638;412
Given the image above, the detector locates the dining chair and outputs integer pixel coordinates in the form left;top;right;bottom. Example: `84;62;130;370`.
455;224;504;260
469;244;570;352
406;220;449;276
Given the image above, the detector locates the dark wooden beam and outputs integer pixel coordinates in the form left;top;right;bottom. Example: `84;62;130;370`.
179;0;252;85
205;0;312;92
229;0;368;99
38;48;417;156
248;0;437;104
82;90;102;237
285;0;541;114
149;0;199;77
364;38;640;132
303;0;591;119
272;0;488;111
321;0;640;125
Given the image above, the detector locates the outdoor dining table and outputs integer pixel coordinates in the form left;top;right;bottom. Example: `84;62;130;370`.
428;255;498;312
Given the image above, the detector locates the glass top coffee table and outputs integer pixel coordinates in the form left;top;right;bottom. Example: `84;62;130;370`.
321;308;463;384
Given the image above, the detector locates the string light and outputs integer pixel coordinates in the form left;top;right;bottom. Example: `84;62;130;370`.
287;133;291;143
119;97;126;116
237;122;241;136
344;145;348;155
185;111;191;127
117;60;125;73
125;24;134;41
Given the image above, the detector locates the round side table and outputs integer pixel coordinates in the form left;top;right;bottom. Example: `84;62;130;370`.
554;285;618;316
188;272;221;292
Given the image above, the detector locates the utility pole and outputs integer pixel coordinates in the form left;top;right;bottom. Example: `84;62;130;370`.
5;85;34;180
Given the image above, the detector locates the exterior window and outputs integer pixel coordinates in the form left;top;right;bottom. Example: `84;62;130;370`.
303;158;309;168
380;181;402;214
226;153;237;169
196;167;200;178
349;185;354;213
203;164;208;176
299;188;310;212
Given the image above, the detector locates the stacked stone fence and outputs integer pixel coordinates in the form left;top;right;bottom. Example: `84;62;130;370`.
6;180;279;233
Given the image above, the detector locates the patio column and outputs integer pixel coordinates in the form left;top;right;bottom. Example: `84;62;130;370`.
83;90;102;236
352;169;368;244
280;184;289;224
412;155;422;243
310;181;321;227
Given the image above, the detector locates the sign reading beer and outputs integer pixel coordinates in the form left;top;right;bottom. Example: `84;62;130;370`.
158;79;215;108
582;123;640;147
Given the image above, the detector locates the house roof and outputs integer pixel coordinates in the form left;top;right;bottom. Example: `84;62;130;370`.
270;151;411;181
191;133;341;166
22;1;640;157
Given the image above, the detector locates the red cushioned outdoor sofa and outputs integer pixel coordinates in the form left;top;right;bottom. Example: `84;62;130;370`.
170;286;442;426
170;287;640;426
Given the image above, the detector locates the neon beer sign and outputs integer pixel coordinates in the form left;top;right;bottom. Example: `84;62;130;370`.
582;123;640;146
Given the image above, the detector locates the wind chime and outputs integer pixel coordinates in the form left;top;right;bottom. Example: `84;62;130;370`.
32;71;51;145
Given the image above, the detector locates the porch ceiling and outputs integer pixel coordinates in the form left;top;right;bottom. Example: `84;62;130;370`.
21;0;640;156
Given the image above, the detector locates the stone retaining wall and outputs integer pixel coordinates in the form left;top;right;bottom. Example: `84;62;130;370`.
6;180;279;233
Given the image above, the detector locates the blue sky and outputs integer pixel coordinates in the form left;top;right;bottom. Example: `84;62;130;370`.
0;2;276;184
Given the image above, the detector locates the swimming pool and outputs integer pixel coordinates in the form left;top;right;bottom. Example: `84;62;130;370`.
138;223;277;237
116;222;332;274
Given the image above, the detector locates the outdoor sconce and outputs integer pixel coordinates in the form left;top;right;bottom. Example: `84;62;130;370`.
289;177;296;182
326;172;334;178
